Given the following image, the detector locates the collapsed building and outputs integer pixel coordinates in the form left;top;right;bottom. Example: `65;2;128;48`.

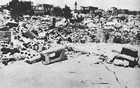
0;8;140;67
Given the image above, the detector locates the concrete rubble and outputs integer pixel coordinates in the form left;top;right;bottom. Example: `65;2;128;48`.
0;11;140;88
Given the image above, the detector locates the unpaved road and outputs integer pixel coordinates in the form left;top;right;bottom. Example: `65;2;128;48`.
0;43;140;88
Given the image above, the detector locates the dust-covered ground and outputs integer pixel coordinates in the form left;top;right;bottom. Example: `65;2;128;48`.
0;43;140;88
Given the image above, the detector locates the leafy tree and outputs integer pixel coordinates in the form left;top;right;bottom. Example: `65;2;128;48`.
63;5;72;19
6;0;34;20
19;1;34;15
52;6;63;17
7;0;20;20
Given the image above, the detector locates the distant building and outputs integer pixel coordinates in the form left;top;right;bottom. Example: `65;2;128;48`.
74;1;77;12
34;4;53;15
121;9;129;14
117;8;138;15
80;6;98;14
0;4;8;9
108;7;118;15
109;7;117;11
137;11;140;15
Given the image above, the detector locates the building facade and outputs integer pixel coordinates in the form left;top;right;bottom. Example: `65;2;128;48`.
34;4;53;15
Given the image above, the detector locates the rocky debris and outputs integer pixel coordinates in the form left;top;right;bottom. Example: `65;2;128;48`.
109;46;140;67
0;10;140;88
0;6;140;88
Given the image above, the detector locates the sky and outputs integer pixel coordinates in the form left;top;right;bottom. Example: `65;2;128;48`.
1;0;140;11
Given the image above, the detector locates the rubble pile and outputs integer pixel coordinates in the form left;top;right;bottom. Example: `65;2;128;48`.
0;11;140;67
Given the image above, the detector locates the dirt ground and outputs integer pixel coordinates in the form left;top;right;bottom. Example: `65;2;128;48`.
0;43;140;88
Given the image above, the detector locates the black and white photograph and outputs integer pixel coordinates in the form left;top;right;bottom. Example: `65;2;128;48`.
0;0;140;88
